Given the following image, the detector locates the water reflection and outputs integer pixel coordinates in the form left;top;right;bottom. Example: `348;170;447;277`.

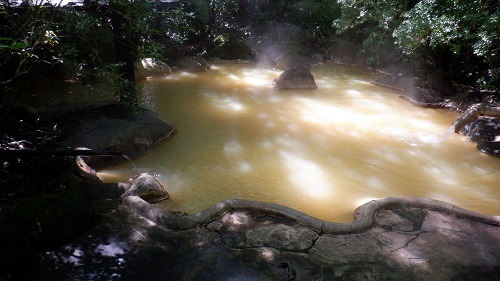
100;63;500;222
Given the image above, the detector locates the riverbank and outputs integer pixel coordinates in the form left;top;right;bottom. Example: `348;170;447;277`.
24;196;500;280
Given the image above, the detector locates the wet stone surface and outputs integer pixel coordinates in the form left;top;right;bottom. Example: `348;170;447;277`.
22;199;500;281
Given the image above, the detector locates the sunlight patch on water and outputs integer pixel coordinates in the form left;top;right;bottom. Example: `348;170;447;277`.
378;128;442;146
280;151;334;199
350;78;372;85
296;99;354;125
345;89;362;96
239;68;281;86
243;75;273;86
211;94;246;112
161;71;199;81
237;161;252;172
366;177;385;190
224;140;243;154
227;74;240;81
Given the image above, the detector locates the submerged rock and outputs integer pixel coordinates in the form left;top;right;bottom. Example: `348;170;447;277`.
272;66;317;90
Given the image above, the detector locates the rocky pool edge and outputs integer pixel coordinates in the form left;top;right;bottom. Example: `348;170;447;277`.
122;195;500;234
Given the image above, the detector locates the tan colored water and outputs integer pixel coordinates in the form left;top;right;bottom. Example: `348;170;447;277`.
98;62;500;222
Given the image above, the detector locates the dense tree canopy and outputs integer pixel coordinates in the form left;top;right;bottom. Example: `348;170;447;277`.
394;0;500;88
334;0;499;88
0;0;498;106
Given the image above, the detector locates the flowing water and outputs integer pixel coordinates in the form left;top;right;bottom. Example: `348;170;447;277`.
85;62;499;222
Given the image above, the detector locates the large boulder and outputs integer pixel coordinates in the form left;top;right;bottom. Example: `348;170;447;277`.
40;102;177;169
134;58;172;80
462;116;500;157
272;66;317;90
477;141;500;157
120;173;170;203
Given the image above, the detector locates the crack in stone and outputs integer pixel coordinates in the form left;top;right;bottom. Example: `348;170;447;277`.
303;229;322;253
388;230;427;254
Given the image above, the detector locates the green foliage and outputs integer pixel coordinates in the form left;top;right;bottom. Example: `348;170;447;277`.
0;38;28;51
152;6;197;57
0;0;167;105
108;0;154;35
334;0;411;35
173;0;253;58
393;0;500;88
189;0;212;24
105;62;138;106
333;0;499;88
286;0;341;46
0;3;61;75
140;41;166;61
332;0;415;69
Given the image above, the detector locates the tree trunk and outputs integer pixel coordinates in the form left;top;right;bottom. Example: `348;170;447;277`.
110;6;139;105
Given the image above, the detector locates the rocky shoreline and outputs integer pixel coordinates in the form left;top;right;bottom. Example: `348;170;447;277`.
22;195;500;280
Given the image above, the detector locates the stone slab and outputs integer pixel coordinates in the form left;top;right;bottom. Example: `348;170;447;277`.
22;197;500;280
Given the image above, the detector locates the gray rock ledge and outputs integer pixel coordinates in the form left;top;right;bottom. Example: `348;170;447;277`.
123;196;500;233
25;196;500;280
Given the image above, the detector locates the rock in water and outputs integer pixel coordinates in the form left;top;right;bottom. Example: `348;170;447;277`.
40;102;177;169
120;173;170;203
272;66;317;90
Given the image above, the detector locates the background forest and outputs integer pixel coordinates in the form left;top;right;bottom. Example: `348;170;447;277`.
1;0;499;103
